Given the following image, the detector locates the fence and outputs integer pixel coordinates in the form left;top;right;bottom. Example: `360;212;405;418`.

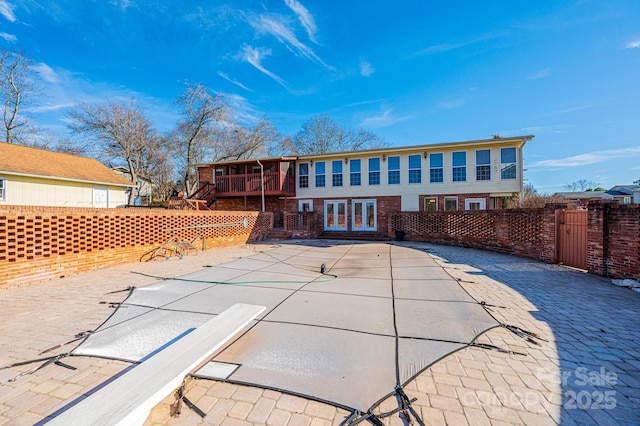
0;206;273;286
390;202;640;281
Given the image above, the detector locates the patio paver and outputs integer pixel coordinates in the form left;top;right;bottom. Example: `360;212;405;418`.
0;240;638;425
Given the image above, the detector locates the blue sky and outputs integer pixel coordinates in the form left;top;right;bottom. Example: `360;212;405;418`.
1;0;639;193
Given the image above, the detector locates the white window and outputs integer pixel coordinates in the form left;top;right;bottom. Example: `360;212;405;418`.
298;163;309;188
465;198;486;210
298;199;313;212
315;161;326;187
332;160;343;187
444;197;458;211
429;153;443;183
408;154;421;184
0;177;6;200
452;152;466;182
388;156;400;185
476;149;491;181
368;158;381;185
424;197;437;212
501;147;517;180
350;159;361;186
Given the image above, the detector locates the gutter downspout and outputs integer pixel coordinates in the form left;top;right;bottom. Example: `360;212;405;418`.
257;160;265;212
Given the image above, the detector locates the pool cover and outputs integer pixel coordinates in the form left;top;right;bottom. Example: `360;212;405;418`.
73;241;501;422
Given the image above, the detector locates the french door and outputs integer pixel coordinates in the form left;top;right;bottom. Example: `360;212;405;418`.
352;199;376;231
324;200;347;231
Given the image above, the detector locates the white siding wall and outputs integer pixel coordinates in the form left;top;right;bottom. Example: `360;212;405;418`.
297;145;523;211
0;175;128;208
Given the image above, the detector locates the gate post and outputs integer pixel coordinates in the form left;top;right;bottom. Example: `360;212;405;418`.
587;202;606;276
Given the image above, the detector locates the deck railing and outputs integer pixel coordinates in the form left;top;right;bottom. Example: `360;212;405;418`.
214;172;294;196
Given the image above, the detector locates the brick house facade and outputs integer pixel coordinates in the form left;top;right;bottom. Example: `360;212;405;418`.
196;136;532;235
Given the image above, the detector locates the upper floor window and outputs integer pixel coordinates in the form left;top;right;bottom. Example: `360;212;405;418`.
369;158;381;185
476;149;491;181
388;156;400;185
315;161;326;187
0;177;5;201
332;160;343;187
298;163;309;188
408;154;422;184
429;153;443;183
350;159;361;186
501;147;517;180
452;151;466;182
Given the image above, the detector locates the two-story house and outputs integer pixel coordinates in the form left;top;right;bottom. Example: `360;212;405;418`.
195;136;532;233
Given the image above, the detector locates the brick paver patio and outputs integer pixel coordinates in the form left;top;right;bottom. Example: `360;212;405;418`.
1;241;638;425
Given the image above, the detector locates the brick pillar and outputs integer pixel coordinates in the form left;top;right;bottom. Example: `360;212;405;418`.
540;203;566;264
587;202;606;276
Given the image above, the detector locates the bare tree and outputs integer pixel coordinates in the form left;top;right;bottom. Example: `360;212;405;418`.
214;117;279;161
66;98;157;205
291;114;386;154
0;50;38;144
504;183;564;208
171;83;227;195
563;179;599;192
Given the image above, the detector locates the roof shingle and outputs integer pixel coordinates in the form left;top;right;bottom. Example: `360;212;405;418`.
0;143;132;186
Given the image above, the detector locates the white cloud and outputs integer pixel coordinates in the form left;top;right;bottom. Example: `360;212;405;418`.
361;108;411;128
217;71;252;91
359;59;374;77
240;44;289;89
249;14;332;69
110;0;132;11
499;124;573;136
31;62;59;83
529;67;551;79
624;39;640;49
438;98;466;110
284;0;317;44
0;0;15;22
0;31;16;42
529;147;640;168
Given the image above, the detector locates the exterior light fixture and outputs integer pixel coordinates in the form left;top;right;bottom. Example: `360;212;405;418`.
344;157;349;164
423;152;428;159
382;154;386;162
310;160;313;166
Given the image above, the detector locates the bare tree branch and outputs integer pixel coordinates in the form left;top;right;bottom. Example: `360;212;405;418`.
0;49;38;144
291;114;387;154
171;83;227;195
66;98;157;205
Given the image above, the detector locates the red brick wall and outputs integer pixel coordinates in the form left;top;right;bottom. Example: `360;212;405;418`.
390;205;558;263
0;206;273;286
587;203;640;280
214;196;292;212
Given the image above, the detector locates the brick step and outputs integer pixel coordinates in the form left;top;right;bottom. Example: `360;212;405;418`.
265;229;293;240
319;231;391;241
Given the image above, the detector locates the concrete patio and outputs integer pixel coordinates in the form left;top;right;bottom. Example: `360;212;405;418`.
1;240;638;425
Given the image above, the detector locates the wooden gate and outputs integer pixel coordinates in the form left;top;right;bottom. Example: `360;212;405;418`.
557;210;588;270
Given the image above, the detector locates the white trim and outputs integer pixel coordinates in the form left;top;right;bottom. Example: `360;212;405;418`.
298;199;313;212
444;196;458;211
93;187;109;208
0;176;6;201
0;170;130;187
352;199;377;231
465;198;486;210
324;200;347;231
424;197;438;212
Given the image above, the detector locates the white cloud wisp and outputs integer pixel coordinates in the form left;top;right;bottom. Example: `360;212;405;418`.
284;0;318;44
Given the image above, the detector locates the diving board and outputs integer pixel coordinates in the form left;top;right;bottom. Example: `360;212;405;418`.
47;303;265;426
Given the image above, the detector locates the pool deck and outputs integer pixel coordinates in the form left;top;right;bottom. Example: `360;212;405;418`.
1;240;639;426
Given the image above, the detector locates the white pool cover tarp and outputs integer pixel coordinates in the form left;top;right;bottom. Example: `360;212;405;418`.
73;241;499;416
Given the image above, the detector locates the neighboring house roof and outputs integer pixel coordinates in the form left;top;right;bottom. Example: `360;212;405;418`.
111;166;153;184
0;143;132;187
607;185;640;196
553;191;613;200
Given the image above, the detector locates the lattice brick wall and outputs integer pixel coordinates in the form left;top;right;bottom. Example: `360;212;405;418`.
0;206;273;286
